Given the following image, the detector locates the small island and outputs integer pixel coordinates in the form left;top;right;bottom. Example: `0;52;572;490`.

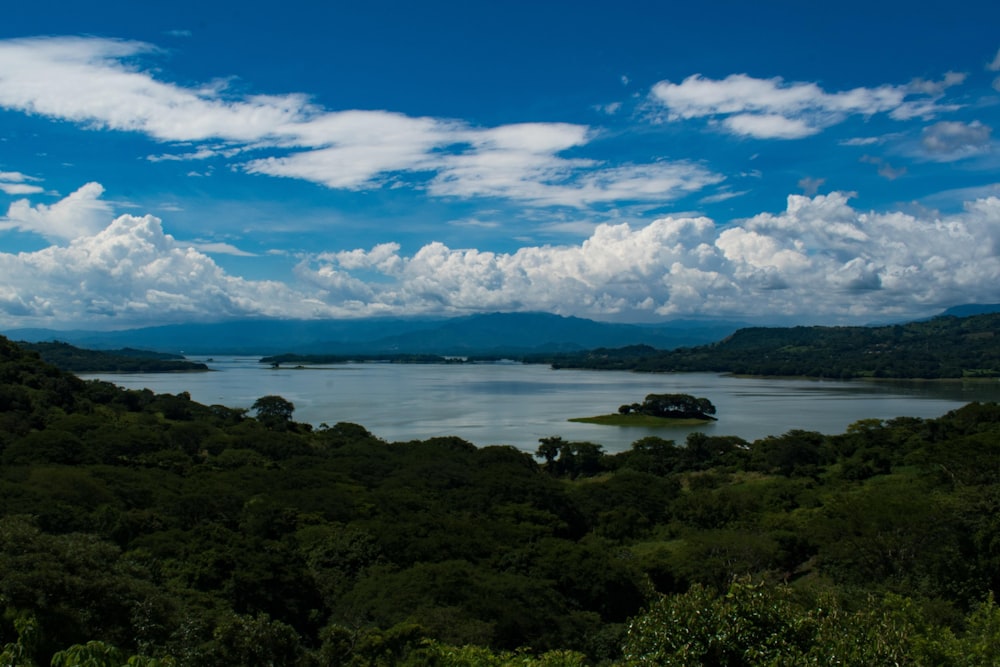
571;392;717;426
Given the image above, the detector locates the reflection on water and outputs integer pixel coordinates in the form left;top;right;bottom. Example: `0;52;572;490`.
81;359;1000;453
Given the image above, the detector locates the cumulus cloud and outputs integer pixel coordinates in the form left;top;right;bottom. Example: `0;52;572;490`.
0;36;718;207
921;120;993;160
3;188;999;327
1;182;113;241
648;72;963;139
0;210;315;326
292;192;1000;322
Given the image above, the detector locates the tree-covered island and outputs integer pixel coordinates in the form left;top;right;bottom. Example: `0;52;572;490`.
571;393;717;426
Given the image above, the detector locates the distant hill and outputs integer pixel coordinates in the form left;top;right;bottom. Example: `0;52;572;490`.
534;312;1000;379
3;313;743;356
18;341;208;372
939;303;1000;318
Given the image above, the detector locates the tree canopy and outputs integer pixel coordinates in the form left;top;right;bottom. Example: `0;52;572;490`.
631;393;717;420
534;312;1000;379
252;394;295;429
0;334;998;665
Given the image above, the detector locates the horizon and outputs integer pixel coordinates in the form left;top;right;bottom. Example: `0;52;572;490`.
2;1;1000;329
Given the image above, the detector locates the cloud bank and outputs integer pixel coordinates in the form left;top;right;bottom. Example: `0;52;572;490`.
2;186;998;328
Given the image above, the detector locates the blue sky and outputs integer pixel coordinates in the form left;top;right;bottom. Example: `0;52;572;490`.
1;0;999;329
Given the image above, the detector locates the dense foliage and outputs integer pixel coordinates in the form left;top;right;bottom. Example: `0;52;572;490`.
1;335;999;665
620;394;716;420
532;313;1000;379
18;341;208;373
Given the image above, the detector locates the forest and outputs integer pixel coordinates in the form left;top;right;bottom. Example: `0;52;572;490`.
0;333;998;665
530;312;1000;379
18;341;208;373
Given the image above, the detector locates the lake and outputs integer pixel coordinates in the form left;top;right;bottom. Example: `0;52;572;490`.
80;358;1000;453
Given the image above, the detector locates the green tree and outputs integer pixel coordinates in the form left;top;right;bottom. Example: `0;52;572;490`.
201;612;302;667
251;395;295;430
639;394;717;420
621;579;811;665
534;438;606;478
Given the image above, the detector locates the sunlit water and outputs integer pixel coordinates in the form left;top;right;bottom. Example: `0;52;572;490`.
80;358;1000;453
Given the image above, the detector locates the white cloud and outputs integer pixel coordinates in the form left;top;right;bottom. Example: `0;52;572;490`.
0;171;44;195
448;217;501;229
0;171;37;182
907;71;967;96
921;120;993;160
988;48;1000;71
243;111;460;189
0;36;718;208
430;155;722;207
2;189;999;326
840;136;884;146
0;183;44;195
723;113;817;139
699;189;748;204
0;211;315;327
987;48;1000;90
798;177;826;195
859;154;907;180
289;192;1000;322
1;182;112;241
190;241;257;257
0;37;307;143
648;72;962;139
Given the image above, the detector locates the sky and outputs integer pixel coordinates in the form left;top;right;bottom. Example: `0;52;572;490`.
1;0;999;330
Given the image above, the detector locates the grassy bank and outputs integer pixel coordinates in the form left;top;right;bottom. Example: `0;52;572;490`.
569;413;712;426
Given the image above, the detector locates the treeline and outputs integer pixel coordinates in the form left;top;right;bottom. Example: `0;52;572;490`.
18;340;208;373
1;335;999;665
529;312;1000;379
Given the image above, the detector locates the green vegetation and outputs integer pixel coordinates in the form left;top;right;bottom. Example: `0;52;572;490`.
569;414;708;426
572;393;717;426
19;341;208;373
532;312;1000;379
1;334;999;665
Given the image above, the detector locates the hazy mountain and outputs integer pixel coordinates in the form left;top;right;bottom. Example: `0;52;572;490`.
939;303;1000;318
4;312;743;356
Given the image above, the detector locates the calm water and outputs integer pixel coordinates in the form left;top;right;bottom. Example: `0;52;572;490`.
81;358;1000;453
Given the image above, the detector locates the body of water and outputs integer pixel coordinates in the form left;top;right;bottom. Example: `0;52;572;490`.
80;358;1000;453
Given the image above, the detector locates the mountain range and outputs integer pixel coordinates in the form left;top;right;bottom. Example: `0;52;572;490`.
7;305;999;357
3;312;745;356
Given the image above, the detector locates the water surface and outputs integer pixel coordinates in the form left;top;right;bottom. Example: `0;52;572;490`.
81;358;1000;453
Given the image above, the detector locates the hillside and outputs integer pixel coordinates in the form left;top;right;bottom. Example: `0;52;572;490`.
0;334;998;665
17;341;208;373
534;313;1000;379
